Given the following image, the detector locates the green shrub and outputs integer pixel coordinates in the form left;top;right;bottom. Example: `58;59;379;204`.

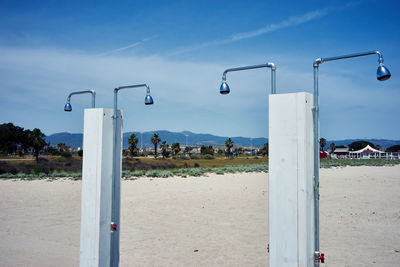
320;159;400;168
215;169;224;175
158;170;173;178
0;173;15;179
143;169;173;178
188;168;205;177
31;167;45;174
145;170;160;177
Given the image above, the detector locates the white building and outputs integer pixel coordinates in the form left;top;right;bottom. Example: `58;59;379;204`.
349;145;400;159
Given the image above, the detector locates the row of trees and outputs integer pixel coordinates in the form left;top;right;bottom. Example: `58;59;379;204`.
127;133;268;158
0;123;267;162
0;123;46;163
0;123;83;163
128;133;183;158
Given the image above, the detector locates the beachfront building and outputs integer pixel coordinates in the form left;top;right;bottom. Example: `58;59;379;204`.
330;145;400;159
243;147;259;155
349;145;400;159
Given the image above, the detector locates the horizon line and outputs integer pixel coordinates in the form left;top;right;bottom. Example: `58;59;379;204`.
45;130;400;142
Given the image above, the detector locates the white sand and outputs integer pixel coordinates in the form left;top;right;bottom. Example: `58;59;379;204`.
0;166;399;266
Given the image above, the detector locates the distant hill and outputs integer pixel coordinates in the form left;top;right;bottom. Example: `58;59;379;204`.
45;131;400;149
45;130;268;149
45;132;85;148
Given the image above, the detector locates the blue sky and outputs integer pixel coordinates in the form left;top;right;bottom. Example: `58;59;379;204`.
0;0;399;140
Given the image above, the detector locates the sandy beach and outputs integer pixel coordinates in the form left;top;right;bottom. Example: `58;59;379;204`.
1;165;399;266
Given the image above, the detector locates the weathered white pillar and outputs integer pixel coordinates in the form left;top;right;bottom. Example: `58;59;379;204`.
80;108;122;267
269;92;315;266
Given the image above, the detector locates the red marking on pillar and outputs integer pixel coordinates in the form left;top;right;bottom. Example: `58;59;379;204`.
320;253;325;263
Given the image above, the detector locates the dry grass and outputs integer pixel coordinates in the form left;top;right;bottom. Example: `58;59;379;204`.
134;156;267;169
0;154;267;175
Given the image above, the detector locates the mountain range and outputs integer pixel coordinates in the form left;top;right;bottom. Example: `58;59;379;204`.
45;130;268;149
45;130;400;149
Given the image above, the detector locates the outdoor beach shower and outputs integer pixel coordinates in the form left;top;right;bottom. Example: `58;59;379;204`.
64;90;96;111
312;50;391;266
110;83;153;267
220;62;276;95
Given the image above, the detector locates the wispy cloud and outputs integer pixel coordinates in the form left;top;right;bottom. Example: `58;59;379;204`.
99;35;158;56
167;8;332;56
231;9;326;41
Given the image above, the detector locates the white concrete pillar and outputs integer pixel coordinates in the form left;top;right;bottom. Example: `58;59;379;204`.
269;92;315;266
80;108;122;267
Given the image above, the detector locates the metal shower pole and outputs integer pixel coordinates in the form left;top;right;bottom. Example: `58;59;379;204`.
312;50;391;266
111;84;153;267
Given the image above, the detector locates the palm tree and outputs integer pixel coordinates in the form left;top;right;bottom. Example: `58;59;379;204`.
30;128;46;164
160;140;169;159
57;142;67;152
171;142;181;156
319;138;327;151
259;143;269;156
225;138;234;157
151;133;161;158
128;133;139;156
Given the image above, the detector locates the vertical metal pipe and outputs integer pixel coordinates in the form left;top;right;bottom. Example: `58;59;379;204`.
109;84;152;267
313;64;320;267
111;88;118;267
220;63;276;266
91;91;96;108
271;68;276;94
311;50;390;265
